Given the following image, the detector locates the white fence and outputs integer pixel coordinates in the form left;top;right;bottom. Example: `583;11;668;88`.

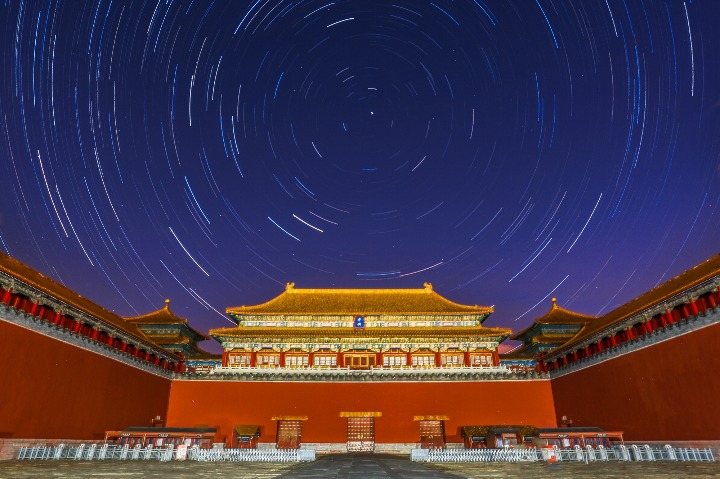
188;447;315;462
17;444;315;462
410;445;715;463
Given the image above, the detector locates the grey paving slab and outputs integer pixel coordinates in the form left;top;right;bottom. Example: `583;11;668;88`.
276;453;465;479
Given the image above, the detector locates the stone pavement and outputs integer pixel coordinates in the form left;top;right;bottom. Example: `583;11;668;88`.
276;453;465;479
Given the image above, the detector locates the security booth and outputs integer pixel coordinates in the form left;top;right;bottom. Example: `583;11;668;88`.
272;416;307;449
233;425;260;449
461;425;537;448
414;415;448;449
535;427;624;448
461;426;488;448
488;426;520;447
104;427;217;448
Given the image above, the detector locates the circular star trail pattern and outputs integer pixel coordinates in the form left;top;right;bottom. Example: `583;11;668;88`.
1;1;719;339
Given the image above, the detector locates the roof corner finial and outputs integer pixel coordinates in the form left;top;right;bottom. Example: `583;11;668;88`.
423;282;433;291
164;298;171;310
551;297;558;308
286;282;295;291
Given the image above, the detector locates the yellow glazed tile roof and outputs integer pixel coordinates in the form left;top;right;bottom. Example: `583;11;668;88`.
226;283;493;317
210;325;510;339
510;298;595;341
125;299;209;340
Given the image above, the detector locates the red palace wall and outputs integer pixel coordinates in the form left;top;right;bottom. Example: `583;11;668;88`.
0;320;171;440
551;322;720;441
166;380;557;445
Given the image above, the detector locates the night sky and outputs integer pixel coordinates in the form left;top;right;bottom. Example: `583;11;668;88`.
1;1;719;347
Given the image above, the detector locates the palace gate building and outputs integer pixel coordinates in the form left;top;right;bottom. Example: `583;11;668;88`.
1;251;719;453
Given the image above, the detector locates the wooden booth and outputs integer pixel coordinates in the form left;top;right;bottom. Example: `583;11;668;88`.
461;425;537;448
233;425;260;448
536;427;624;448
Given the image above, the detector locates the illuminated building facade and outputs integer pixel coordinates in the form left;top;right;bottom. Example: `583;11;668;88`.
211;282;510;371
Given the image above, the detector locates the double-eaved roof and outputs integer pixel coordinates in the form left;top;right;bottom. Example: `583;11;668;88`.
125;299;216;359
214;282;507;342
226;282;493;319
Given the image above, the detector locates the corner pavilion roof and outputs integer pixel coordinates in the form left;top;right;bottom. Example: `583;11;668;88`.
125;299;208;340
226;282;493;319
510;298;596;342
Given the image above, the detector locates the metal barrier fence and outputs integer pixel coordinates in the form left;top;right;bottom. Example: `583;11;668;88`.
411;445;715;463
17;444;315;462
188;447;315;462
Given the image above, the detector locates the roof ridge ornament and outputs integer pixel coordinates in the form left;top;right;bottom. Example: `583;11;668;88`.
164;299;171;310
551;297;558;309
286;282;295;291
423;282;433;291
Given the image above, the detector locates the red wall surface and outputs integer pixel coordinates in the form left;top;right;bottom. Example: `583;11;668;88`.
166;380;557;445
551;322;720;441
0;320;171;439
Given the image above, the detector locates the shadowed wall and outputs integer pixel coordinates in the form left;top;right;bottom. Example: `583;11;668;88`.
551;321;720;440
0;320;171;439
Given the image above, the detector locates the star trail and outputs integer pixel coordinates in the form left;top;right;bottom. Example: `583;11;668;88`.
1;1;719;344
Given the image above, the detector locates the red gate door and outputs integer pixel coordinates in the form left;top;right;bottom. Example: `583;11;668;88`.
419;420;446;449
347;417;375;452
276;420;303;449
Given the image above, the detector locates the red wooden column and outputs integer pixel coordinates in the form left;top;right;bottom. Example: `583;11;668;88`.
644;319;654;333
221;350;229;367
492;349;500;366
91;327;100;340
73;320;83;333
2;288;12;305
709;293;718;309
609;334;617;347
664;307;675;325
29;301;39;316
584;345;591;357
689;298;699;316
596;340;604;352
626;327;635;340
